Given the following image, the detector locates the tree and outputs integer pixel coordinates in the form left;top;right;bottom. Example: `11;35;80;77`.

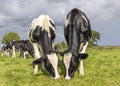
89;30;100;46
2;32;20;43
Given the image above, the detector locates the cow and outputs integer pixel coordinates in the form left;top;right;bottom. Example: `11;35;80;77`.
0;43;12;57
2;40;34;58
62;8;92;80
28;15;60;79
11;40;34;58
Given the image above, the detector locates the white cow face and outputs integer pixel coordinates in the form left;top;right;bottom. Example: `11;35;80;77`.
33;53;60;79
63;52;88;80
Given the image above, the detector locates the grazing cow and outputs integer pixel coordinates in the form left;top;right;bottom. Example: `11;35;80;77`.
11;40;34;58
63;8;92;79
2;40;34;58
28;15;60;79
0;43;12;56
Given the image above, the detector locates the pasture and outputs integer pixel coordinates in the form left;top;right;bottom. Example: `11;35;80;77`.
0;47;120;86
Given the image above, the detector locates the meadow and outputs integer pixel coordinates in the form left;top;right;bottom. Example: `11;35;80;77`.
0;47;120;86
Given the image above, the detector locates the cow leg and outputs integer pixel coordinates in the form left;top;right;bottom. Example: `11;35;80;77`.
38;44;46;71
33;43;41;74
19;48;23;57
24;51;27;59
79;42;88;75
12;45;16;58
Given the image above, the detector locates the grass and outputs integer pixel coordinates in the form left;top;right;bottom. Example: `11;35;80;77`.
0;47;120;86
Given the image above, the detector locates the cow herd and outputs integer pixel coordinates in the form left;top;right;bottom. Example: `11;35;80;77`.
0;8;92;80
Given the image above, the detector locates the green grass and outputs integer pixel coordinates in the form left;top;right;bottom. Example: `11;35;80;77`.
0;47;120;86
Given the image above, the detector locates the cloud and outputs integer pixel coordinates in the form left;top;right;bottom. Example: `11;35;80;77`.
0;0;120;45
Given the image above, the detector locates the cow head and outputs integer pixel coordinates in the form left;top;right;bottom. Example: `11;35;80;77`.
62;51;88;80
33;53;60;79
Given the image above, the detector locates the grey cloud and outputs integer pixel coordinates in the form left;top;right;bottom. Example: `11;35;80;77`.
0;0;120;45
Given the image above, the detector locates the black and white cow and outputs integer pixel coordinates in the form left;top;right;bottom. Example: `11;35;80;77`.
2;40;34;58
0;43;12;57
12;40;34;58
63;8;92;79
28;15;60;79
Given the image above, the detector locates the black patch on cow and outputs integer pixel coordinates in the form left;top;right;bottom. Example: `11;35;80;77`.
64;25;69;46
49;20;55;28
33;57;44;65
49;27;55;41
78;53;88;60
32;26;42;43
40;29;53;54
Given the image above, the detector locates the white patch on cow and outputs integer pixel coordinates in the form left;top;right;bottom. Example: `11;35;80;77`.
47;53;60;79
64;16;70;28
24;52;26;59
36;43;43;56
79;42;89;75
0;44;4;50
43;15;56;38
52;41;55;49
33;43;41;74
79;60;84;75
24;51;28;59
34;65;39;74
43;15;51;37
63;53;72;79
82;14;88;25
80;42;88;53
79;42;84;52
12;45;16;58
33;43;41;59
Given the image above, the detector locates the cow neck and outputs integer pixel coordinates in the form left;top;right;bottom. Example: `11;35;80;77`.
40;29;53;54
68;25;80;54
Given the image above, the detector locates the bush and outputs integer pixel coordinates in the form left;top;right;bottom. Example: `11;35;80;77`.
2;32;20;43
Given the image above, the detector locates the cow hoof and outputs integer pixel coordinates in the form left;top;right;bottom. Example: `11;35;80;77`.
33;70;38;75
79;72;84;75
65;76;71;80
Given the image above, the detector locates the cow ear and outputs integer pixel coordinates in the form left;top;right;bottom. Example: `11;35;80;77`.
78;53;88;60
33;57;44;65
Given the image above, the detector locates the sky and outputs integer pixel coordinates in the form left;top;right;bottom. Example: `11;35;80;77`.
0;0;120;46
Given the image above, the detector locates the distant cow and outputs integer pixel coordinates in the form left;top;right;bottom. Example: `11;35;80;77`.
62;8;92;79
0;43;12;57
2;40;34;58
12;40;34;58
28;15;60;79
